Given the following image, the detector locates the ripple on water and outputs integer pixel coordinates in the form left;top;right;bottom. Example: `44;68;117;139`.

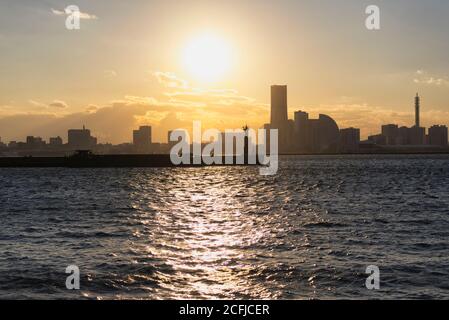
1;155;449;299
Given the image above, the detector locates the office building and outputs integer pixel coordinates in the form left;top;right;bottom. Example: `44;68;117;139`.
340;128;360;152
368;134;387;145
270;85;288;128
26;136;45;149
270;85;290;152
68;126;97;149
133;126;152;153
381;124;399;145
49;136;63;146
293;111;340;153
428;125;448;146
408;126;426;145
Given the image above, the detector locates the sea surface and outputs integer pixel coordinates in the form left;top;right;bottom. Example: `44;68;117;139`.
1;155;449;299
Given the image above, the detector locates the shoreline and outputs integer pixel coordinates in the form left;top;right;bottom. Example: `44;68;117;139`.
0;152;448;168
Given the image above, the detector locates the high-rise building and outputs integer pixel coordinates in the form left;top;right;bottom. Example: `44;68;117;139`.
270;85;288;128
133;126;152;152
26;136;45;149
392;125;426;145
381;124;399;145
270;85;289;152
428;125;448;146
49;136;63;146
294;111;309;151
68;126;97;149
368;134;387;145
292;111;340;153
340;128;360;152
415;93;420;127
409;126;426;145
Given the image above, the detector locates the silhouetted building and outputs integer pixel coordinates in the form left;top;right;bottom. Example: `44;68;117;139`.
340;128;360;152
133;126;152;153
428;125;448;146
293;111;340;153
381;124;399;145
368;134;387;145
26;136;45;149
68;126;97;149
49;136;63;146
294;111;309;151
396;126;408;145
270;85;290;152
8;141;17;148
409;126;426;145
374;94;426;146
268;84;341;153
270;85;288;128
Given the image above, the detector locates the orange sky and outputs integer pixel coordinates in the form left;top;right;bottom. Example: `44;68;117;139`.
1;1;449;143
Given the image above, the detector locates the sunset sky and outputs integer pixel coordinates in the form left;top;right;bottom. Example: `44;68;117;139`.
1;0;449;143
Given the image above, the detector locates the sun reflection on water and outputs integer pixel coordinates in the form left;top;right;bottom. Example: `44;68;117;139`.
128;167;280;299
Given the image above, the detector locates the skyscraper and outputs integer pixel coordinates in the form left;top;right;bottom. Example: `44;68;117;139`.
270;85;288;128
382;124;399;145
133;126;152;153
68;126;97;150
339;127;360;152
428;125;448;146
415;93;420;128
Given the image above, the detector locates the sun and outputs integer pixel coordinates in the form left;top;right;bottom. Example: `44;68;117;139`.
182;34;232;82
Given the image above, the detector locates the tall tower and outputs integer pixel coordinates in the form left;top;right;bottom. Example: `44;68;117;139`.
270;85;288;128
415;93;420;127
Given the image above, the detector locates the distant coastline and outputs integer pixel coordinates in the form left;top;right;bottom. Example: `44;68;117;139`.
1;150;448;168
0;152;261;168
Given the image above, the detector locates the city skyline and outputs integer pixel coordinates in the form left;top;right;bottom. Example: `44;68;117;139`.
0;87;447;147
1;88;447;157
1;1;449;143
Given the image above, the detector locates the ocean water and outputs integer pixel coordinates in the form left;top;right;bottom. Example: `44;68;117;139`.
1;154;449;300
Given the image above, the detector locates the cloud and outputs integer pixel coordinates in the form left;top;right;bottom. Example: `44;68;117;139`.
51;8;98;20
29;99;68;109
413;70;449;87
0;71;270;143
85;104;99;113
4;72;448;144
104;70;117;78
28;99;47;108
154;72;268;119
154;71;188;89
49;100;68;109
0;105;17;117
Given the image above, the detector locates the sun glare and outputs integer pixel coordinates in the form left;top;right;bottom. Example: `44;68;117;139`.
182;34;232;82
